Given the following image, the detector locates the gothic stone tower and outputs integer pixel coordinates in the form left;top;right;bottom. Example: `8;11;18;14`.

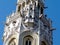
3;0;54;45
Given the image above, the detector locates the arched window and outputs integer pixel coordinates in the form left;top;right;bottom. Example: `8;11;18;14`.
9;41;16;45
8;38;16;45
25;39;31;45
23;35;33;45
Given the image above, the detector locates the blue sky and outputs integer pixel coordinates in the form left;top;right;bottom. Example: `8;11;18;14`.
0;0;60;45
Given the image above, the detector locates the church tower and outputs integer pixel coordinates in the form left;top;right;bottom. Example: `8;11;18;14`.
3;0;54;45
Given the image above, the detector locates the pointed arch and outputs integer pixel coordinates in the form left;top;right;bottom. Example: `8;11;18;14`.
19;31;39;45
8;38;16;45
23;35;33;45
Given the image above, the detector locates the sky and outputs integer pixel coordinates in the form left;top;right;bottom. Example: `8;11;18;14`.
0;0;60;45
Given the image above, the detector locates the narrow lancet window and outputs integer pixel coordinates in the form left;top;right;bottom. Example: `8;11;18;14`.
25;39;31;45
